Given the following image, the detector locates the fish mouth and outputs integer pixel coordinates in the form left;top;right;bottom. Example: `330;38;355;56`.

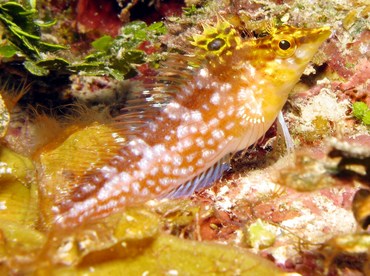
313;26;331;43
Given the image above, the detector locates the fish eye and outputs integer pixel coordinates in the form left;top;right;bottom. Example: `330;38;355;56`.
207;38;226;51
272;35;297;58
279;40;291;50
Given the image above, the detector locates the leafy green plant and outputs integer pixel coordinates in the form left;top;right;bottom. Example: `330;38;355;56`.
0;2;65;58
70;21;167;80
183;5;199;16
352;101;370;126
0;1;167;79
0;1;70;76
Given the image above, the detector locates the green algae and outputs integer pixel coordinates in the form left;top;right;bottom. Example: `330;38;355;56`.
74;21;166;80
0;1;166;79
352;101;370;126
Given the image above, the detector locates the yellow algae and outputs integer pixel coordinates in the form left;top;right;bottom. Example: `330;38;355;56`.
0;225;46;275
154;199;201;230
0;146;34;184
0;94;9;138
304;115;331;141
114;207;160;240
0;147;36;224
39;206;160;267
246;219;278;249
0;223;45;255
54;234;291;276
342;10;358;30
0;147;41;272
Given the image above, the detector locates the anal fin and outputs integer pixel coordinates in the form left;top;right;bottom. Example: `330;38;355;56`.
164;154;231;199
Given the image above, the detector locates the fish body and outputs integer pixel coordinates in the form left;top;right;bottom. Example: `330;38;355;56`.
44;20;331;228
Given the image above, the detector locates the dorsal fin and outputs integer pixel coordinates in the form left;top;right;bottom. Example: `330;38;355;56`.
110;53;199;135
164;154;231;199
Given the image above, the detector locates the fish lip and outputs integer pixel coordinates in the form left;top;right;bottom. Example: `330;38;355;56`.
318;26;332;42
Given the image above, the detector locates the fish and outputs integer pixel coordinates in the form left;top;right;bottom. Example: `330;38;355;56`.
38;18;331;229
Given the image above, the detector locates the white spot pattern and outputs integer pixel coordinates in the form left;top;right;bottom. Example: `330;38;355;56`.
210;92;220;105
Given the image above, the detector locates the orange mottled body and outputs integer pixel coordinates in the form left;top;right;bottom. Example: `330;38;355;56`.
48;21;330;228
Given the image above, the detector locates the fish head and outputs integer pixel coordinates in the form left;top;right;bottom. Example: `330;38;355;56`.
234;24;332;124
248;24;332;93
